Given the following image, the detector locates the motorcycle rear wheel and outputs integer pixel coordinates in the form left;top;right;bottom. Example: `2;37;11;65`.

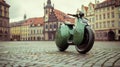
75;26;94;54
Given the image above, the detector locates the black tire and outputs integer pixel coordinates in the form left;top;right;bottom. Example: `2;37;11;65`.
75;26;94;54
56;42;69;51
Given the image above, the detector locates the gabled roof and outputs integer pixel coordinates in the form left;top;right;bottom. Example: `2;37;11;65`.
84;6;88;12
82;2;95;13
90;2;95;8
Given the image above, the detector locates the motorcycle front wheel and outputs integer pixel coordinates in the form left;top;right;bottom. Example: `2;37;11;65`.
75;26;94;54
55;27;69;52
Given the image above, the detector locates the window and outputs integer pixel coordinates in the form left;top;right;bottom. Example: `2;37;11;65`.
37;30;39;34
45;24;48;29
99;15;101;20
96;23;98;28
31;30;33;34
111;6;114;10
112;21;114;27
103;22;106;28
111;12;114;18
54;24;57;28
107;13;110;19
107;21;110;27
96;15;98;20
107;7;109;10
103;14;106;19
100;22;102;28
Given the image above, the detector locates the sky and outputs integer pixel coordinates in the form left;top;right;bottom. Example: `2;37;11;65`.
5;0;104;22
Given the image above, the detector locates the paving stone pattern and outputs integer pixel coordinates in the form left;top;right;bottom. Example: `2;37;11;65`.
0;41;120;67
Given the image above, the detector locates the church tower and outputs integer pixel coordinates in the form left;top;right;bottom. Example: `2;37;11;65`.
43;0;58;41
44;0;54;22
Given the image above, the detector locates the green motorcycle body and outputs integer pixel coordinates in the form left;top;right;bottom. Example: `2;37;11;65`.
55;17;94;54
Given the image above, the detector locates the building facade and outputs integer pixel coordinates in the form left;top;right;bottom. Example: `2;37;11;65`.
28;17;44;41
82;0;120;41
95;0;120;41
10;17;44;41
0;0;10;41
21;21;29;41
10;21;24;41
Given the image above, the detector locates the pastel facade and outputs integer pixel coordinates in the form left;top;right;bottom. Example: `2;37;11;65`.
10;21;24;41
81;0;120;41
95;0;120;41
28;18;44;41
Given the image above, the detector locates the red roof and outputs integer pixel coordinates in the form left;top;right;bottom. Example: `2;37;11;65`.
54;9;75;23
22;17;44;26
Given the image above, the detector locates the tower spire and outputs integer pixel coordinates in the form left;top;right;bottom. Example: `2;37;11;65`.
47;0;51;5
24;13;27;20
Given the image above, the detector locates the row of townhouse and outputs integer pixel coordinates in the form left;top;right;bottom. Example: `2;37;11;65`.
81;0;120;41
0;0;10;41
10;17;44;41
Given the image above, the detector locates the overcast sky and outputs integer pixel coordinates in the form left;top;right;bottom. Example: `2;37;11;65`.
5;0;104;22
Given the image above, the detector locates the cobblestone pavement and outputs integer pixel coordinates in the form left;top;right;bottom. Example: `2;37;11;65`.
0;41;120;67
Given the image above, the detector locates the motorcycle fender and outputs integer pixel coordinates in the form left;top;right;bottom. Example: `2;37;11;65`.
73;19;86;45
55;24;70;46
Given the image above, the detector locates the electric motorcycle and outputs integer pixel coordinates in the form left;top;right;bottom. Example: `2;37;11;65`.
55;12;94;54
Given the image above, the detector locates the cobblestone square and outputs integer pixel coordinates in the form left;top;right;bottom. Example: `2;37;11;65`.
0;41;120;67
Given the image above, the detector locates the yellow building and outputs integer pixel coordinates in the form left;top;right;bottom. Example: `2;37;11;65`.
21;19;32;41
81;0;120;41
95;0;120;41
0;0;10;41
10;21;24;41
